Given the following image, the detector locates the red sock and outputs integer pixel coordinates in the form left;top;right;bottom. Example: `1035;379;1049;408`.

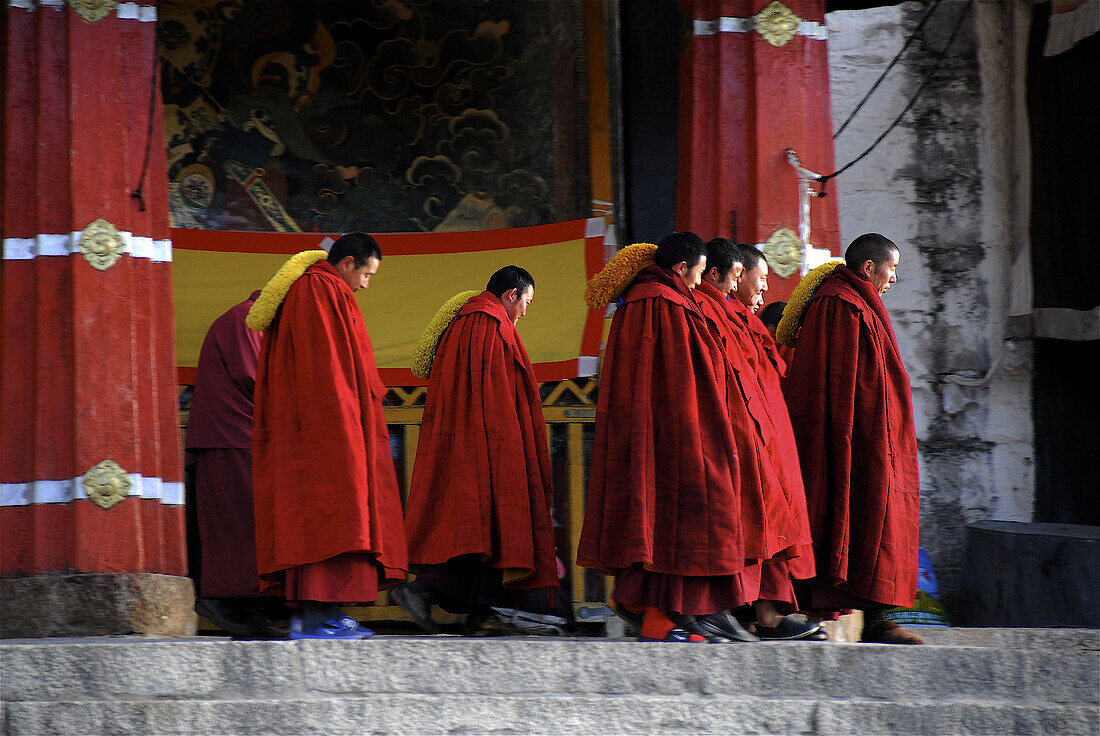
640;608;675;639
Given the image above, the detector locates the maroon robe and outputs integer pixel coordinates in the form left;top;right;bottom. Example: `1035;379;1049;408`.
404;292;557;596
785;265;920;611
578;266;747;614
252;261;407;602
723;294;815;583
694;282;808;565
185;291;263;598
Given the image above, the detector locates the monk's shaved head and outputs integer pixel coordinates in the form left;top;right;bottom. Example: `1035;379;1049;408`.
736;244;766;272
486;265;534;298
328;232;382;267
704;238;742;275
655;231;706;270
844;233;899;271
759;301;786;329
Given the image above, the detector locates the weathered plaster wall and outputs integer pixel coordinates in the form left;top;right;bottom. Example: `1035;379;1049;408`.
825;0;1034;615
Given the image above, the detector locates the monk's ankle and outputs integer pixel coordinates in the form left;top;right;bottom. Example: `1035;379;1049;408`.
640;607;676;639
614;600;643;616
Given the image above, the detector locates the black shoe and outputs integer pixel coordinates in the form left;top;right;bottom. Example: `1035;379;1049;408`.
696;610;760;642
754;616;825;641
195;598;290;640
391;582;441;634
669;613;730;643
610;602;643;635
237;603;291;640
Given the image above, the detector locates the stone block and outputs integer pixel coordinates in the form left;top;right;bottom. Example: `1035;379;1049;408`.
962;521;1100;627
0;573;196;638
4;697;1098;735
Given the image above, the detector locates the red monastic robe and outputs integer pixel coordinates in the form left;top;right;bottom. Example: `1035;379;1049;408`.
785;265;920;610
185;291;263;598
252;261;407;600
724;293;815;582
404;292;557;592
578;266;745;587
694;282;814;580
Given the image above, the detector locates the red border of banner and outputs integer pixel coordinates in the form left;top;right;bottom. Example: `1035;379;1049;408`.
174;220;605;386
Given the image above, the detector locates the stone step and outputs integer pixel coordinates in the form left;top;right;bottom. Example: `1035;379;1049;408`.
3;631;1096;702
3;630;1097;735
4;695;1097;736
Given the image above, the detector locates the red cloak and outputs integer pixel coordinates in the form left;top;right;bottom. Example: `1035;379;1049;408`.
185;291;264;598
723;293;815;581
784;265;920;610
404;292;557;591
186;291;263;452
252;261;407;595
694;282;814;574
578;266;745;579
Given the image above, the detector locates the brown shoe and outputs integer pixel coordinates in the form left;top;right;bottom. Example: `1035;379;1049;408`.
861;620;924;644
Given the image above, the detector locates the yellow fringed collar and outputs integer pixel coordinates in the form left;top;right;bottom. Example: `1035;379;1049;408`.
583;243;657;309
776;260;844;347
410;289;483;379
245;250;329;331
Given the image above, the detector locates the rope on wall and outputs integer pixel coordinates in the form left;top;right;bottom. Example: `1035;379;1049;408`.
130;50;160;213
818;0;974;194
833;0;944;139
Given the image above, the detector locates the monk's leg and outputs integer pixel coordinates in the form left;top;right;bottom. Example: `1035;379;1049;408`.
751;560;825;640
283;553;381;638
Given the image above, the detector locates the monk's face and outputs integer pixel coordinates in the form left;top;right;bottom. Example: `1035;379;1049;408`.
336;255;380;292
863;249;900;295
704;262;743;296
734;259;768;308
502;285;533;324
674;255;707;290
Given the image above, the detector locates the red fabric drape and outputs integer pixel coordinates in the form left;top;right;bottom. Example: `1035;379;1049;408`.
404;292;557;591
578;266;745;578
785;266;920;610
694;282;814;580
252;262;407;595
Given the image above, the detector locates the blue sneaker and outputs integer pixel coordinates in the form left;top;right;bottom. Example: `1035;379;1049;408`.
289;615;366;640
333;615;374;638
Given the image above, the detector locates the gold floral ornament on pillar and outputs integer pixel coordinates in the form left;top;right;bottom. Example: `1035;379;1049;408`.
762;228;803;279
78;219;125;270
67;0;119;23
755;1;800;47
82;460;133;510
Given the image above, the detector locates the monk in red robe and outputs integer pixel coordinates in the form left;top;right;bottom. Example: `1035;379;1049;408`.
758;301;796;368
185;290;287;639
394;266;557;634
578;232;756;643
251;233;408;640
784;233;924;644
694;241;820;641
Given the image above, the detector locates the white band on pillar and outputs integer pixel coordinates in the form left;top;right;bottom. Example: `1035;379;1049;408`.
693;16;829;41
1;476;184;506
8;0;157;22
3;233;172;263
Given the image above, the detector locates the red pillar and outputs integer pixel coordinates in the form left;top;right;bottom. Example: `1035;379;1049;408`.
1;1;192;636
677;0;842;302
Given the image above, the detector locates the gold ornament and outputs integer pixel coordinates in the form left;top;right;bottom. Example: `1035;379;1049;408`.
78;219;125;270
66;0;119;23
762;228;804;279
755;1;801;47
82;460;132;510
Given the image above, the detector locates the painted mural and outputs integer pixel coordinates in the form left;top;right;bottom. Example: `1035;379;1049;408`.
159;0;589;233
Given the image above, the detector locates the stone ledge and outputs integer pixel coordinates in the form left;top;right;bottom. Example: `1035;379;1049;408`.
3;633;1096;705
3;696;1096;736
0;573;195;639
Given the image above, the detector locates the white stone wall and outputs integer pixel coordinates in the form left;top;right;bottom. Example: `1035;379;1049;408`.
825;0;1034;614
